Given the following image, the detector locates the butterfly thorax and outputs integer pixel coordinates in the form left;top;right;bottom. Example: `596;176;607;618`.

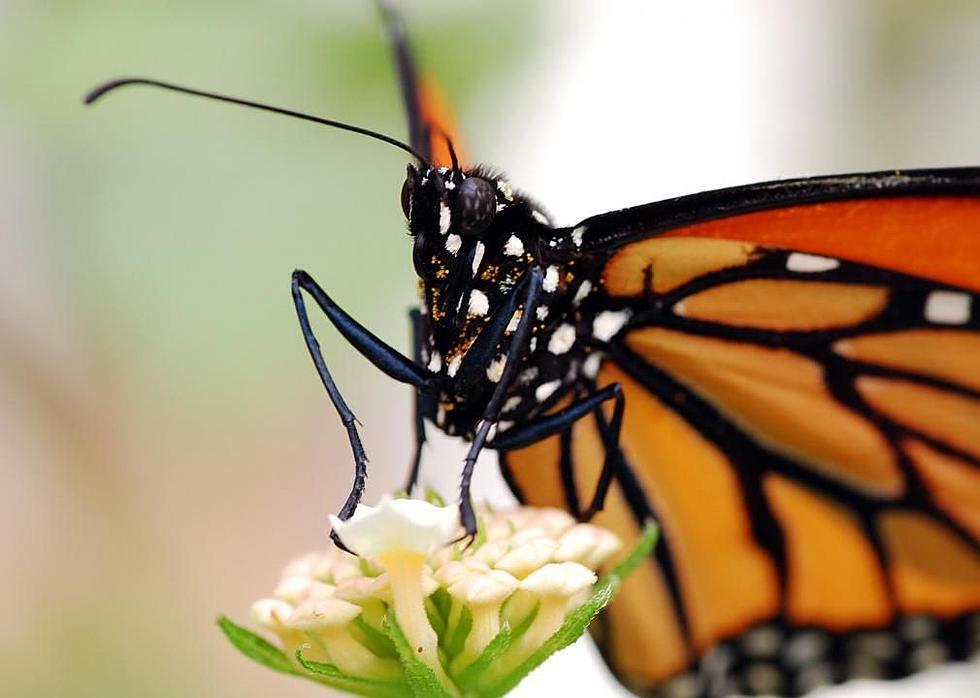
403;164;615;439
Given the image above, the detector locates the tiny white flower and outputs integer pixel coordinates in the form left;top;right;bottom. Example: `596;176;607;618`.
250;597;294;630
494;562;598;678
448;568;519;670
434;558;491;587
329;496;459;689
250;597;329;664
274;576;336;604
473;539;512;566
328;494;459;557
494;537;559;578
554;524;622;568
520;561;596;599
288;597;361;629
288;599;401;679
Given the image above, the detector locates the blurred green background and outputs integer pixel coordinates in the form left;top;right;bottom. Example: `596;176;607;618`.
3;2;980;697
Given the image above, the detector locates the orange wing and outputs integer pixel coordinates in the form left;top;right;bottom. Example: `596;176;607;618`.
502;193;980;697
418;75;467;169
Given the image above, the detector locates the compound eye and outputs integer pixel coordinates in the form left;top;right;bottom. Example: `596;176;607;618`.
400;176;414;219
452;177;496;235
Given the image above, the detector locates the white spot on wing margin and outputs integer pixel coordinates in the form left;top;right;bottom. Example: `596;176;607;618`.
786;252;840;273
924;290;972;325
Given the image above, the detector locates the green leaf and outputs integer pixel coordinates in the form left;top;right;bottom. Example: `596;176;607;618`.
296;649;413;698
442;605;473;659
479;522;659;697
217;615;299;677
611;520;660;582
353;616;399;660
453;623;513;693
383;615;456;698
423;487;447;507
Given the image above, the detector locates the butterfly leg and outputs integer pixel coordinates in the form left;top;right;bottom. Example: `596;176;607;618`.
487;383;624;520
457;267;545;541
292;270;434;389
291;271;434;552
486;384;622;451
404;308;437;495
579;384;625;521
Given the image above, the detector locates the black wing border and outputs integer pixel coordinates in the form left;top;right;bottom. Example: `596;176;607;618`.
568;167;980;252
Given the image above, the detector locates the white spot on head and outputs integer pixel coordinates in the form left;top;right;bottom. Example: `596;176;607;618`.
503;234;524;257
532;210;549;225
468;289;490;316
548;323;576;355
786;252;839;272
572;225;585;248
439;202;451;235
437;166;449;174
503;396;522;412
543;265;560;293
427;351;442;373
471;241;485;275
536;305;549;321
535;379;561;403
592;309;631;342
505;309;522;333
573;279;592;305
924;290;972;325
486;355;507;383
447;355;462;378
497;180;513;200
519;366;539;383
444;179;455;191
497;420;514;433
445;233;462;255
582;352;603;379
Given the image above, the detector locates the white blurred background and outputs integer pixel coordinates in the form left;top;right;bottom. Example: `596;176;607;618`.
2;1;978;696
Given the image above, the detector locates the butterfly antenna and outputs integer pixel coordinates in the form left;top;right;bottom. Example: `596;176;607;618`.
84;77;432;167
445;135;460;173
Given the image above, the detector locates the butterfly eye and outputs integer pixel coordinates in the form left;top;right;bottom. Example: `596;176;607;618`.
400;176;414;219
453;177;496;235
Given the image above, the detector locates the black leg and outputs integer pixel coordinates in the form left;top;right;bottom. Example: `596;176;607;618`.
292;270;433;390
486;383;623;451
457;267;545;541
404;308;435;495
580;384;625;521
488;382;625;521
291;276;372;552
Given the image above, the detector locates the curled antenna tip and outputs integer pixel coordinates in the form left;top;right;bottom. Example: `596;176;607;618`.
83;77;145;105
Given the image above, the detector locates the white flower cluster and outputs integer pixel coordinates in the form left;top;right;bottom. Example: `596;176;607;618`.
249;499;621;694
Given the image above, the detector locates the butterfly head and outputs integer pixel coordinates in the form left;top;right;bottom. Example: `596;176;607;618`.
401;163;560;414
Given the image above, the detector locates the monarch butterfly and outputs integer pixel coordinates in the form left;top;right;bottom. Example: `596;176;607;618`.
86;4;980;697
